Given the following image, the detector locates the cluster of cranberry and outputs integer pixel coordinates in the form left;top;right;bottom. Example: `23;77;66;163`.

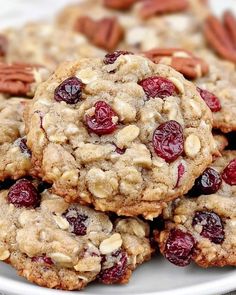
164;157;236;267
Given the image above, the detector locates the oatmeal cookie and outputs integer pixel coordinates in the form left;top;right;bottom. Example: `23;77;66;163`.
213;134;228;154
0;179;152;290
195;51;236;133
0;98;32;180
155;151;236;267
57;0;209;52
147;48;236;132
0;62;49;181
25;54;215;219
2;23;105;71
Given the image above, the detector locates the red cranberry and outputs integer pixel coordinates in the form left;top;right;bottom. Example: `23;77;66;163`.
115;147;126;154
54;77;84;104
63;208;88;236
99;250;128;284
104;50;133;65
175;163;185;188
139;76;177;99
192;168;222;195
85;101;117;135
197;87;221;112
152;120;184;162
8;179;40;208
164;229;195;267
32;255;53;265
192;211;224;244
222;159;236;185
17;138;31;156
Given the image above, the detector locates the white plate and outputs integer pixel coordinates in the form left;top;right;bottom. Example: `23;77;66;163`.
0;257;236;295
0;0;236;294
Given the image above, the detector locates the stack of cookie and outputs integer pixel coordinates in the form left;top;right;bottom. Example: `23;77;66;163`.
0;0;235;291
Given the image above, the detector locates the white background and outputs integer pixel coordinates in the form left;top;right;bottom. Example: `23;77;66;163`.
0;0;235;29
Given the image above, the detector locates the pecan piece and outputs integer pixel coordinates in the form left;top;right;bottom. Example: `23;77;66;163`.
104;0;137;10
75;16;123;51
143;48;209;79
140;0;189;19
204;11;236;63
0;63;39;96
0;35;8;57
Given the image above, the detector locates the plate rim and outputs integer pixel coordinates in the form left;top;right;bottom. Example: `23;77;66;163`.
0;269;236;295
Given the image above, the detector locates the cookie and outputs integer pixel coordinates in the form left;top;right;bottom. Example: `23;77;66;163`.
25;53;216;219
0;98;32;181
57;0;209;52
0;179;152;290
213;134;228;154
195;50;236;133
155;151;236;267
2;23;105;71
147;48;236;133
0;62;49;181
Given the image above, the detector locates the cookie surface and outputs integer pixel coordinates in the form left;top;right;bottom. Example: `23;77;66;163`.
0;62;49;181
2;23;105;70
196;51;236;133
0;179;152;290
0;98;32;180
156;151;236;267
213;134;228;154
25;54;215;219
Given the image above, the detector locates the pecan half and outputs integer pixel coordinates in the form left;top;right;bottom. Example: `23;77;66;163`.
0;63;39;96
143;48;209;79
204;11;236;63
104;0;137;10
140;0;189;19
75;16;123;51
0;35;8;57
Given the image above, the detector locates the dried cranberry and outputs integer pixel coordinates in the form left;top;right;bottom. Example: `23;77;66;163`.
197;87;221;112
85;101;117;135
115;147;126;154
192;211;224;244
8;179;40;208
54;77;84;104
32;255;53;265
17;138;31;156
152;120;184;162
99;250;128;284
175;163;185;188
191;168;222;195
104;50;133;65
222;159;236;185
63;208;88;236
164;229;195;267
139;76;177;99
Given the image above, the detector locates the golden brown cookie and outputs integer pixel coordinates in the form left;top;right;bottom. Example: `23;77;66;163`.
0;179;152;290
25;53;215;219
155;151;236;267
